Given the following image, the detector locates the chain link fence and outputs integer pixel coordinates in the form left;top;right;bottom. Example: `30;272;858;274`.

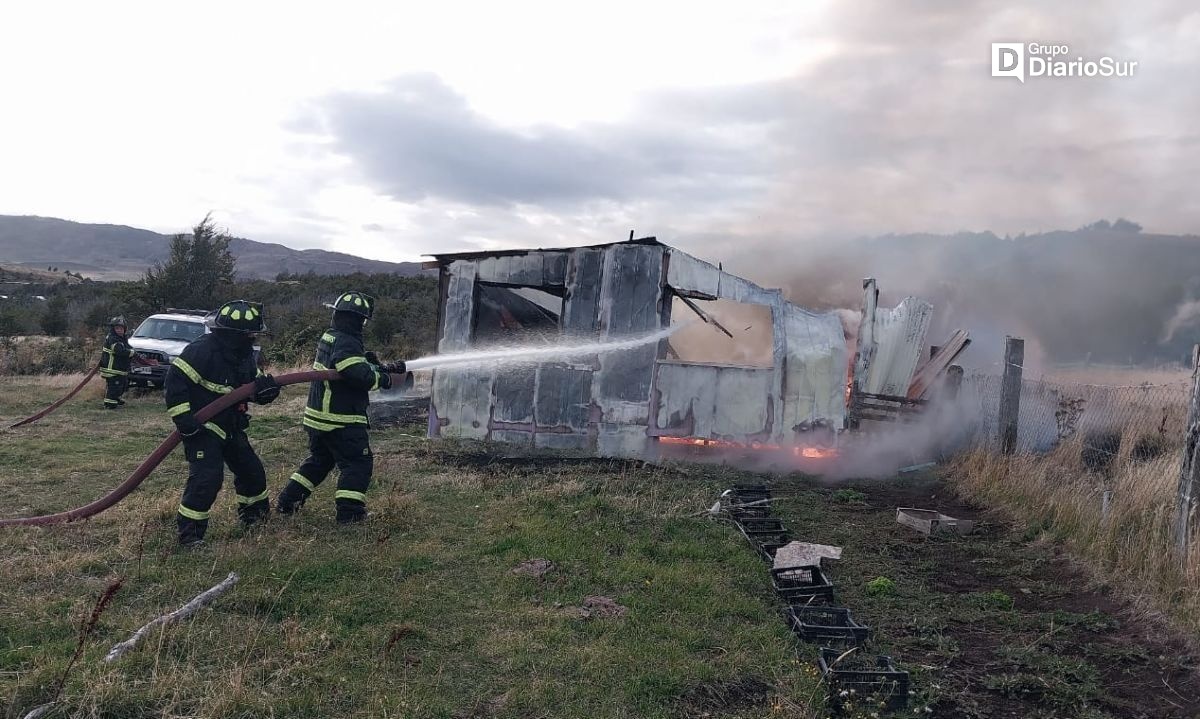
959;372;1191;457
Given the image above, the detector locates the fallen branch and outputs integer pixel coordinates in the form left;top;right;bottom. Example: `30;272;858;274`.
103;572;239;663
21;703;55;719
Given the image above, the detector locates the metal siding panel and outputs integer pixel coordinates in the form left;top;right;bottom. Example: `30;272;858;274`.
535;364;592;429
781;305;849;437
596;423;650;458
597;244;664;403
543;252;569;286
432;367;490;439
665;249;720;298
863;297;934;396
653;363;718;437
476;257;501;283
535;433;590;451
491;430;534;447
439;261;477;352
712;368;773;439
512;254;544;285
562;249;603;335
492;365;536;423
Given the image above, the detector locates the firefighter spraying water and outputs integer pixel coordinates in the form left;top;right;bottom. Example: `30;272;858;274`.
277;291;407;523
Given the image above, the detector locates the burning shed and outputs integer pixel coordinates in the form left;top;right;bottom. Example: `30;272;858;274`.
425;237;963;460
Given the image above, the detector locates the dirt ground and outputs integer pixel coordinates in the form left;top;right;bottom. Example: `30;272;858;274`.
773;474;1200;718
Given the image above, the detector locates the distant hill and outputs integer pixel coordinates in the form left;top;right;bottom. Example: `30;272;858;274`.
0;215;425;280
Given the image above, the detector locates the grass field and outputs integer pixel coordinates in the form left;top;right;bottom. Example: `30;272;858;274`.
2;374;1198;718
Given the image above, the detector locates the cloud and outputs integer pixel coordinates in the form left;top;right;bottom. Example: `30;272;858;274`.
276;0;1199;271
309;73;769;209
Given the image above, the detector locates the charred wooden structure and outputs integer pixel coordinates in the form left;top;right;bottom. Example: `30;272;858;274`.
425;237;967;459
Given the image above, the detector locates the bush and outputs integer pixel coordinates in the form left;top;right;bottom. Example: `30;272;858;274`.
866;576;896;596
40;296;70;336
0;336;98;374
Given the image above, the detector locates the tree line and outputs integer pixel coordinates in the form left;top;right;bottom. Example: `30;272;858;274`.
0;216;439;373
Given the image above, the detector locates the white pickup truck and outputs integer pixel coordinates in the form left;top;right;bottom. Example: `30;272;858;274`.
126;310;211;388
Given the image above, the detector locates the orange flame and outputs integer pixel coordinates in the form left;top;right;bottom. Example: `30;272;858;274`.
658;436;838;459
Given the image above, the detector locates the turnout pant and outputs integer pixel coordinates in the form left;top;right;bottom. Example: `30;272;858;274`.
176;428;270;543
103;375;128;407
278;426;373;521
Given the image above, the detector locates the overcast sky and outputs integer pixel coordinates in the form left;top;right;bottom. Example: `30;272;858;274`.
0;1;1196;264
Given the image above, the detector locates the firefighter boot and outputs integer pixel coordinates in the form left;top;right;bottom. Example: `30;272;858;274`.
335;500;368;524
276;480;311;515
177;513;209;547
238;498;270;527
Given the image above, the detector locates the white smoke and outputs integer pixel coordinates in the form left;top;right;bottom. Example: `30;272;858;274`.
1162;298;1200;343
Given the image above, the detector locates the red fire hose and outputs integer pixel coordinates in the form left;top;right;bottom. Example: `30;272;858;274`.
0;369;345;527
7;366;100;429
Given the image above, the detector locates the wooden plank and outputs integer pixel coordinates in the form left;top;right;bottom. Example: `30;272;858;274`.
908;330;971;399
673;290;734;338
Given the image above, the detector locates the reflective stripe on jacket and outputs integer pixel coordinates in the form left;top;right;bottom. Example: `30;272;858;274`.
303;328;384;432
100;330;134;377
164;333;260;437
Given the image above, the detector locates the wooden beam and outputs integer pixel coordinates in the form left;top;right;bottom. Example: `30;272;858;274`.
672;289;734;339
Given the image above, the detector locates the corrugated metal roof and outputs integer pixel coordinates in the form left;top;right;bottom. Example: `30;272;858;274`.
423;236;662;264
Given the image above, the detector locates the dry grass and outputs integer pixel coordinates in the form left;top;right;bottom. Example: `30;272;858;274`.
1040;364;1192;386
948;435;1200;632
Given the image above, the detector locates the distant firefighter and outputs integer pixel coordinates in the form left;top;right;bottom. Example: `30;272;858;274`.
100;315;134;409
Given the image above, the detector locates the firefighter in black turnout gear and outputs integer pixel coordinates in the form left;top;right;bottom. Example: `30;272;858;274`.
164;300;281;546
276;291;399;523
100;316;135;409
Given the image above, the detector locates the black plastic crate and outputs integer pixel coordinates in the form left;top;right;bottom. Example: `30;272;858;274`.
737;517;787;535
787;606;870;646
771;565;835;601
754;538;789;562
740;525;790;555
730;485;771;503
725;498;772;518
817;648;909;711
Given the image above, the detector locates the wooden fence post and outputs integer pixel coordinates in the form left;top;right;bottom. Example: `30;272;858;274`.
1174;344;1200;562
944;365;963;401
998;337;1024;455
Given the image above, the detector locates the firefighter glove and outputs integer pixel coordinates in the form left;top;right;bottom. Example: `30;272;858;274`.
365;350;381;366
254;374;280;404
378;369;393;390
174;413;201;437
